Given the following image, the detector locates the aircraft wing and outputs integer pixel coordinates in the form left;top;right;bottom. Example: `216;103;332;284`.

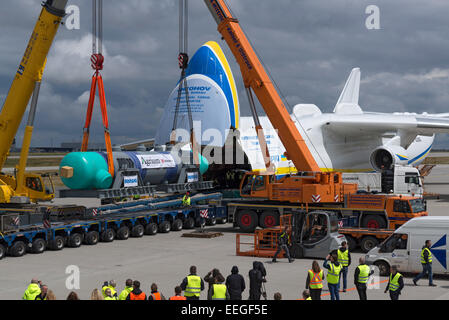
119;138;155;151
324;115;449;136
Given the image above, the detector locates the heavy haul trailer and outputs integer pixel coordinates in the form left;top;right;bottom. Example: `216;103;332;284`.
224;192;427;253
0;193;226;260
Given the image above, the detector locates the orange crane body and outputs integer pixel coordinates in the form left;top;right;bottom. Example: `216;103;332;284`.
204;0;358;203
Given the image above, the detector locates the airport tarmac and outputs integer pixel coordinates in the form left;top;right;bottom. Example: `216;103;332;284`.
1;166;449;300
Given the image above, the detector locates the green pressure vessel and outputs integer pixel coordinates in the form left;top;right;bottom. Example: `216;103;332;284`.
59;152;112;190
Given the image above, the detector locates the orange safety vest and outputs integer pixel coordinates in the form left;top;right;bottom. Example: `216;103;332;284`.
150;292;162;300
308;269;324;289
169;295;187;300
129;292;146;300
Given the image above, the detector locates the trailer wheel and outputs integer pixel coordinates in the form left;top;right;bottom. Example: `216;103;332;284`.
131;224;144;237
101;229;115;242
345;235;357;252
237;210;258;233
49;236;65;250
85;231;99;245
0;244;6;260
259;211;279;229
217;217;228;224
360;236;379;253
375;260;390;276
68;233;82;248
361;215;387;229
183;217;195;229
117;226;130;240
31;238;46;254
206;217;217;226
171;219;183;231
10;241;26;257
144;223;158;235
159;221;171;233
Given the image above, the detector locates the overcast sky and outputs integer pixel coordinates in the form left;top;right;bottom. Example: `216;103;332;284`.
1;0;449;148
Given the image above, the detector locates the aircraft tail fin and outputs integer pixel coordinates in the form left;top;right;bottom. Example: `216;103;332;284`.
333;67;363;114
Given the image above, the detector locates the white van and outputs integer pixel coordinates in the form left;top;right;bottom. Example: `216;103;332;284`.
365;216;449;276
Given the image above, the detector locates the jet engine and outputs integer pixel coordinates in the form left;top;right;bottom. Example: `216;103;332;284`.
370;145;409;171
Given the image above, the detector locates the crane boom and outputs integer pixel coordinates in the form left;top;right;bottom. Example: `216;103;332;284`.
0;0;67;171
203;0;320;173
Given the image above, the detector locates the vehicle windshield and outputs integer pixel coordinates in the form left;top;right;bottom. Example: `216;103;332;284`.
410;199;426;213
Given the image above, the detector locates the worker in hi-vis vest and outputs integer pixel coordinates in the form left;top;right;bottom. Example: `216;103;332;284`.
413;240;437;287
337;241;351;292
354;257;374;300
323;253;342;300
180;265;205;300
182;191;191;206
384;265;404;300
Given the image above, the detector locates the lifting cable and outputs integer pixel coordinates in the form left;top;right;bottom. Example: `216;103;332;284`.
170;0;199;167
81;0;114;175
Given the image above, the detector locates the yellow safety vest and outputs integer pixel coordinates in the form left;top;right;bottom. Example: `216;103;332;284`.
182;195;191;206
185;275;201;297
357;264;371;284
211;284;227;300
389;272;402;292
102;285;117;298
326;262;342;285
420;247;432;264
308;270;324;289
337;249;349;267
118;286;133;300
306;297;312;300
22;284;41;300
104;296;117;300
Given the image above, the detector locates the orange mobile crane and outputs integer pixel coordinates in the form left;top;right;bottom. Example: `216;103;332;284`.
203;0;358;204
203;1;427;255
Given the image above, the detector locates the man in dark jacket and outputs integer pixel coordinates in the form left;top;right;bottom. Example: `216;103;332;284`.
180;266;205;300
249;261;267;300
126;280;147;300
384;265;404;300
354;257;374;300
272;227;294;263
226;266;246;300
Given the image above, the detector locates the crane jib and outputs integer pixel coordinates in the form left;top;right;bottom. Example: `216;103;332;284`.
208;0;227;23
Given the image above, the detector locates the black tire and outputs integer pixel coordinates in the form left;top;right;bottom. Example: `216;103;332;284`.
259;211;279;229
117;226;130;240
9;241;26;257
144;223;158;235
236;210;258;233
183;217;195;229
159;221;171;233
0;244;6;260
171;219;183;231
361;214;387;229
68;233;82;248
31;238;46;254
49;235;65;250
217;217;228;224
345;235;357;252
101;229;115;242
131;224;144;238
375;260;390;276
206;217;217;226
360;236;379;253
84;231;99;245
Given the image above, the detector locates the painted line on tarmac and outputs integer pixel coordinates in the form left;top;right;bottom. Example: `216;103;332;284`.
320;279;389;298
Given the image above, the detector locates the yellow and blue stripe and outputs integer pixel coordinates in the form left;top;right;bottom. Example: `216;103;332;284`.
184;41;239;129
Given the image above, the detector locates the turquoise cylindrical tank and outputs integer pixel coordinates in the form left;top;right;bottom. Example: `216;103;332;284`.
60;152;112;190
60;149;209;190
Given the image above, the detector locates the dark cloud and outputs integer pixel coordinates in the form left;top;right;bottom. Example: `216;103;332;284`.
1;0;449;148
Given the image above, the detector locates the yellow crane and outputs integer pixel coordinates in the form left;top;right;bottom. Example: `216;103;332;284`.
0;0;68;204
